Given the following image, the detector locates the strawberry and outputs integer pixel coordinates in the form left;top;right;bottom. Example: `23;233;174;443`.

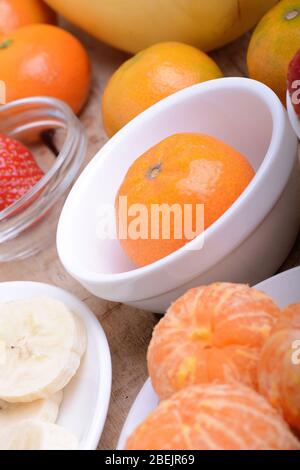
288;49;300;119
0;134;44;212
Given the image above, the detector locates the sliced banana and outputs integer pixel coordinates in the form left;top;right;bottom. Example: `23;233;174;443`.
0;391;63;427
0;419;78;450
0;297;86;403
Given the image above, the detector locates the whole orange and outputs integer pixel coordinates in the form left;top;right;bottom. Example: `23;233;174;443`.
116;133;254;268
258;303;300;431
0;0;56;34
125;383;300;450
247;0;300;104
0;24;91;114
102;42;223;137
147;283;280;400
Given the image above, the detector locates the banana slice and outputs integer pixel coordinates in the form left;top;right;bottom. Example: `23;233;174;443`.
0;297;86;403
0;391;63;427
0;419;78;450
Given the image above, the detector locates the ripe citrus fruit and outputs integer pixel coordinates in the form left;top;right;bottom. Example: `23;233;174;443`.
0;0;56;34
102;42;223;136
0;0;56;35
147;283;280;400
258;303;300;432
0;24;91;114
45;0;278;54
247;0;300;104
125;383;300;450
116;133;254;268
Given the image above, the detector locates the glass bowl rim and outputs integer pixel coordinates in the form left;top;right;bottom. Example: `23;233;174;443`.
0;96;86;219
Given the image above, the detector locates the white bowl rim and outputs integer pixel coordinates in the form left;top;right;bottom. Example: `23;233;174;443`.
57;77;293;289
0;281;112;450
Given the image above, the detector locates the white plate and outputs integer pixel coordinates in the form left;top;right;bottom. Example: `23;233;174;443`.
0;281;112;450
117;266;300;449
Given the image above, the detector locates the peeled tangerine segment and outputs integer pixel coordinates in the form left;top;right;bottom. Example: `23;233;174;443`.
258;303;300;431
0;392;63;427
148;283;280;400
0;419;78;450
0;297;87;403
125;384;300;450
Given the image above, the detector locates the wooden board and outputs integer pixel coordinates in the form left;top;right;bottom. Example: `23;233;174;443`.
0;22;299;450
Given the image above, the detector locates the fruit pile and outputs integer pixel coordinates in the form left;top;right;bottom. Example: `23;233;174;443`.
0;296;86;450
0;0;299;122
102;0;300;135
126;283;300;450
1;0;299;221
1;0;300;454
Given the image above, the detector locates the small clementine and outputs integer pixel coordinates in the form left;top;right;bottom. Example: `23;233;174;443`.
0;0;56;34
102;42;223;136
116;133;254;267
0;24;91;114
147;283;280;400
258;303;300;431
125;383;300;450
247;0;300;104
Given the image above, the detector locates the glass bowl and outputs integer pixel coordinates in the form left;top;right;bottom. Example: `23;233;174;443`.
0;96;87;262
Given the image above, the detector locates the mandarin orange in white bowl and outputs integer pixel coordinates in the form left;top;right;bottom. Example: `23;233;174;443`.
57;78;300;312
116;133;254;267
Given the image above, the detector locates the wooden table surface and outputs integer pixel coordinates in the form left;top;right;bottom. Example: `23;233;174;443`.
1;22;299;450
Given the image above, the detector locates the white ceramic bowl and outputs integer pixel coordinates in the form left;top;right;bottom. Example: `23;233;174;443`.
57;78;300;313
0;282;112;450
117;266;300;450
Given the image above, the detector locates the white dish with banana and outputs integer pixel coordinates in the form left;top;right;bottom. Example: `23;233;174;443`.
0;282;111;450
